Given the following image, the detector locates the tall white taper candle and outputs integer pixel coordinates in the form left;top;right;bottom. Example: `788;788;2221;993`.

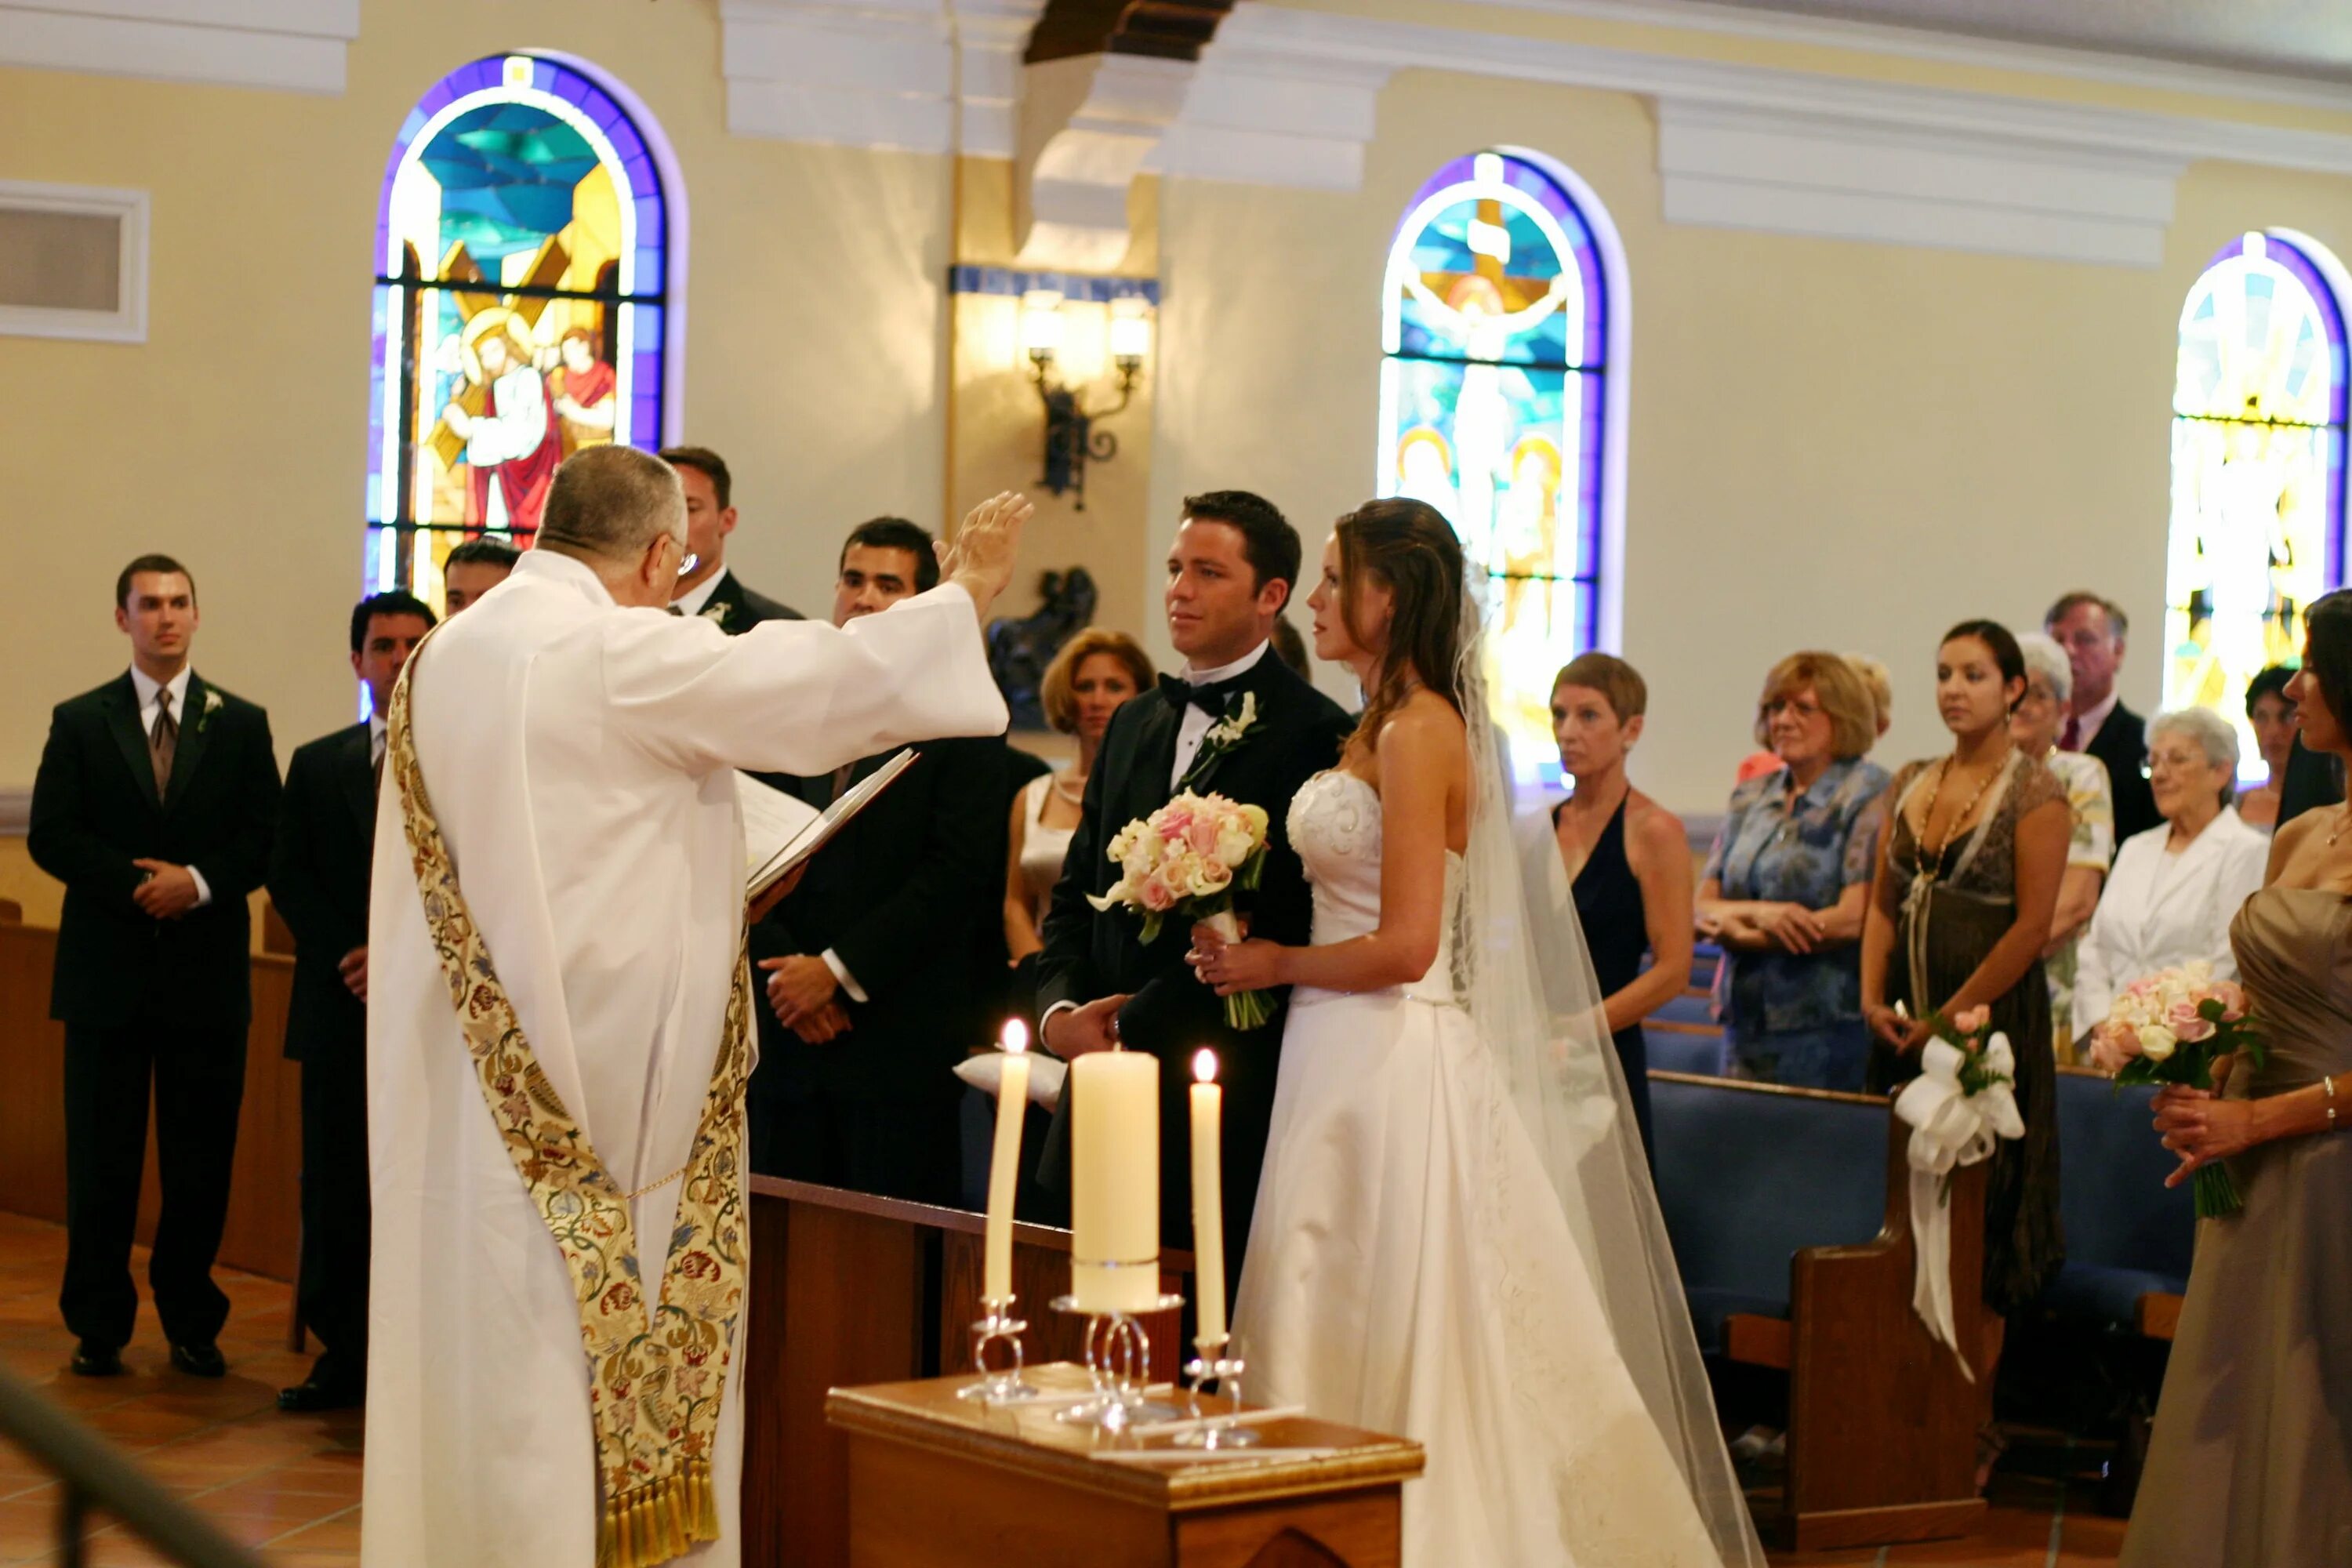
982;1019;1030;1303
1189;1049;1227;1345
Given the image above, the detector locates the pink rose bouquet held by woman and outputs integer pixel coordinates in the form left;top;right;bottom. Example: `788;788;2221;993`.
1087;790;1276;1028
2087;962;2266;1218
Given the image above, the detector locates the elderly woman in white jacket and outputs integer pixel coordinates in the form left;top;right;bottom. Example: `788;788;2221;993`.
2071;706;2270;1044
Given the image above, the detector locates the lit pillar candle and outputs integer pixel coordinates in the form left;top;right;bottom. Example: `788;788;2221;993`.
1189;1050;1227;1345
1070;1048;1160;1313
982;1019;1031;1304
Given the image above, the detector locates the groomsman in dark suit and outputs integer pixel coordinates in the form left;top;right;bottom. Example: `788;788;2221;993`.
27;555;281;1379
2047;592;2159;842
748;517;1006;1203
265;590;435;1412
1036;492;1352;1290
661;446;803;628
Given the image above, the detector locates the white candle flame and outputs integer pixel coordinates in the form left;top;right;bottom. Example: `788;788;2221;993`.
1193;1048;1218;1084
1002;1018;1030;1055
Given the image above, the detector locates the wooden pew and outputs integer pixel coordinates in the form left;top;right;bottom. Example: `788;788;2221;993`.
741;1177;1190;1568
1650;1070;1987;1551
0;913;302;1283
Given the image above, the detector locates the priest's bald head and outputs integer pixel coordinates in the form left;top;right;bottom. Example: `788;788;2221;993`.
535;445;689;609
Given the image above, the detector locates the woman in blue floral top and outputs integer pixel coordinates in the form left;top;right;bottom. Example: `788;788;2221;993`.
1698;653;1892;1090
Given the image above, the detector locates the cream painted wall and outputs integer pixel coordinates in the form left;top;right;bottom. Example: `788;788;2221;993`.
0;0;953;789
1148;67;2352;813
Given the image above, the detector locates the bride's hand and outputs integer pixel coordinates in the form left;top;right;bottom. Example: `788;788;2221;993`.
1188;926;1284;996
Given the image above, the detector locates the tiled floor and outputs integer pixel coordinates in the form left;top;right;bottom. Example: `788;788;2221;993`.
0;1214;359;1566
0;1210;2129;1567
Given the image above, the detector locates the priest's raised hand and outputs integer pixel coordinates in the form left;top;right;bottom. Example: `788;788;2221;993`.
361;446;1025;1568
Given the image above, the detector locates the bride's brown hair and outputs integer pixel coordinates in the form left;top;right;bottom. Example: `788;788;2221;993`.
1335;498;1467;755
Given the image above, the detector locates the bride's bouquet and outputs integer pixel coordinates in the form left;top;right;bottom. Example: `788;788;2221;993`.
2086;962;2265;1218
1088;790;1276;1029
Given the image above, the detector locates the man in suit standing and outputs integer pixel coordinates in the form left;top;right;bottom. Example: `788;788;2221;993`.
2048;591;2160;843
660;445;803;627
265;590;434;1412
748;517;1005;1203
1036;492;1352;1290
28;556;281;1379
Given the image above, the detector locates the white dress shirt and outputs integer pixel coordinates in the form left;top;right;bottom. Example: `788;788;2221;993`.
670;566;731;619
370;713;388;773
2072;808;2270;1033
128;664;211;907
1171;639;1272;789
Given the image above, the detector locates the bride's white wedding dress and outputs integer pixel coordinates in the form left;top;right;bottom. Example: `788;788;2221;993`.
1232;768;1744;1566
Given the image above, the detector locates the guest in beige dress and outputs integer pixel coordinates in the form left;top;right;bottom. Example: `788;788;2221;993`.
2122;589;2352;1567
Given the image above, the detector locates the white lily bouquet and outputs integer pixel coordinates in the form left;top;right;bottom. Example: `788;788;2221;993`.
1087;789;1275;1029
2086;963;2264;1218
1892;1006;2024;1378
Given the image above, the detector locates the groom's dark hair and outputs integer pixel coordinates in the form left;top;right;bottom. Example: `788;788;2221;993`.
1181;491;1301;598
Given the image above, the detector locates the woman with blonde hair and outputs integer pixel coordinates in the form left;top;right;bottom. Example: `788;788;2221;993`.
1698;652;1890;1090
1004;629;1153;967
2011;632;2114;1054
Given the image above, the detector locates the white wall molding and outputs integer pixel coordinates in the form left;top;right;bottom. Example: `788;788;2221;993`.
715;2;2352;267
0;0;358;94
1465;0;2352;118
1014;52;1194;269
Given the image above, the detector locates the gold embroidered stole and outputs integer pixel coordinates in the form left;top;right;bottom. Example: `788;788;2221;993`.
387;640;751;1568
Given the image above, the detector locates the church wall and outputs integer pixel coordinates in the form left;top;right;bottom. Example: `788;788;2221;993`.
1;0;2350;829
0;0;953;786
1149;68;2352;813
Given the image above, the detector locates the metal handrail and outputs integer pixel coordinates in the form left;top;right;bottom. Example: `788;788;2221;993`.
0;1365;267;1568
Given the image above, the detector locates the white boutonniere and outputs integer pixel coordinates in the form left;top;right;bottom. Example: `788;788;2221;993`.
197;688;224;735
700;601;731;627
1180;691;1259;787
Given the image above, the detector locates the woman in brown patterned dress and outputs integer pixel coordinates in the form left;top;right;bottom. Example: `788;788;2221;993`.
2122;590;2352;1566
1860;621;2069;1453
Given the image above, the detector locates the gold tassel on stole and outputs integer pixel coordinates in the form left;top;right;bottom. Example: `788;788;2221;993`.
596;1463;719;1568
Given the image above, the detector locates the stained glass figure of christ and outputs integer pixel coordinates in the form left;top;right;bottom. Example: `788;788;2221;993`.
1378;151;1610;783
2167;232;2350;779
368;53;670;604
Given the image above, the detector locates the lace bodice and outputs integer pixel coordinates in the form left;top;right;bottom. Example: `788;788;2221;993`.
1286;769;1461;1003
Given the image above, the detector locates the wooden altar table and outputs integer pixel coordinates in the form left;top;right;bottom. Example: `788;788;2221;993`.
826;1363;1424;1567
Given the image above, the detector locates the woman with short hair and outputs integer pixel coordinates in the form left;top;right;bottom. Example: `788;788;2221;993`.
2235;664;2297;832
2012;632;2115;1054
1697;652;1889;1090
2071;708;2268;1040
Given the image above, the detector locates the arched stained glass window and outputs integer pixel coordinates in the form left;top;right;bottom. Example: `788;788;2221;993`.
2166;230;2349;775
368;53;673;601
1378;149;1617;782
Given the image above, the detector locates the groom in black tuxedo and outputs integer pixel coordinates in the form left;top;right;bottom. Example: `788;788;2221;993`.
1036;492;1352;1294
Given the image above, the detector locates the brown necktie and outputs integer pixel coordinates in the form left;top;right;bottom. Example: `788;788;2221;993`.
150;688;177;800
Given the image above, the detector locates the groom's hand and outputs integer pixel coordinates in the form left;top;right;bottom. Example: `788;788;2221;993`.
1044;993;1130;1058
938;491;1033;621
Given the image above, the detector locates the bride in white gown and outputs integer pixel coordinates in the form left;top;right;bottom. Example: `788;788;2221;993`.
1190;499;1765;1568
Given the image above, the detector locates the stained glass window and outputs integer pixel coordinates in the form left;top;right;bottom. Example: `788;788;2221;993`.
2165;230;2348;778
367;53;670;602
1378;150;1609;782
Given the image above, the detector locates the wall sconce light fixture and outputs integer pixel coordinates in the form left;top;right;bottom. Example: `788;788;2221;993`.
1022;289;1150;510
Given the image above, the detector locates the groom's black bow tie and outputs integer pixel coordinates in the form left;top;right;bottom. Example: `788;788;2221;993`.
1161;673;1241;717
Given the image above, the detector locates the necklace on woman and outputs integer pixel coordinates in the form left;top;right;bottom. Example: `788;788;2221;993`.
1915;747;2010;872
2329;803;2352;848
1052;770;1087;806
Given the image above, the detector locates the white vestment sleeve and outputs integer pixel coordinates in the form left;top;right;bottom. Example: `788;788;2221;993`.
604;583;1008;779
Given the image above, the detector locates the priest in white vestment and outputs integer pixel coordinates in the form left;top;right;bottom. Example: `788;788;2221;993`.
361;445;1025;1567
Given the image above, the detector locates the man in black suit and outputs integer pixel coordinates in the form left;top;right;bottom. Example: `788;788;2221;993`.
1036;492;1352;1290
748;517;1005;1203
2048;591;2160;844
660;445;803;627
27;555;281;1379
265;590;435;1412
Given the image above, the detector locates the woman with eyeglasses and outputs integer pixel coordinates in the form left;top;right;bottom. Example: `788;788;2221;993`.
1697;653;1891;1091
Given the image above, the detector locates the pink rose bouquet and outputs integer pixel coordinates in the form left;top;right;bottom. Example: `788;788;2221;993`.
2087;962;2265;1218
1087;790;1275;1029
